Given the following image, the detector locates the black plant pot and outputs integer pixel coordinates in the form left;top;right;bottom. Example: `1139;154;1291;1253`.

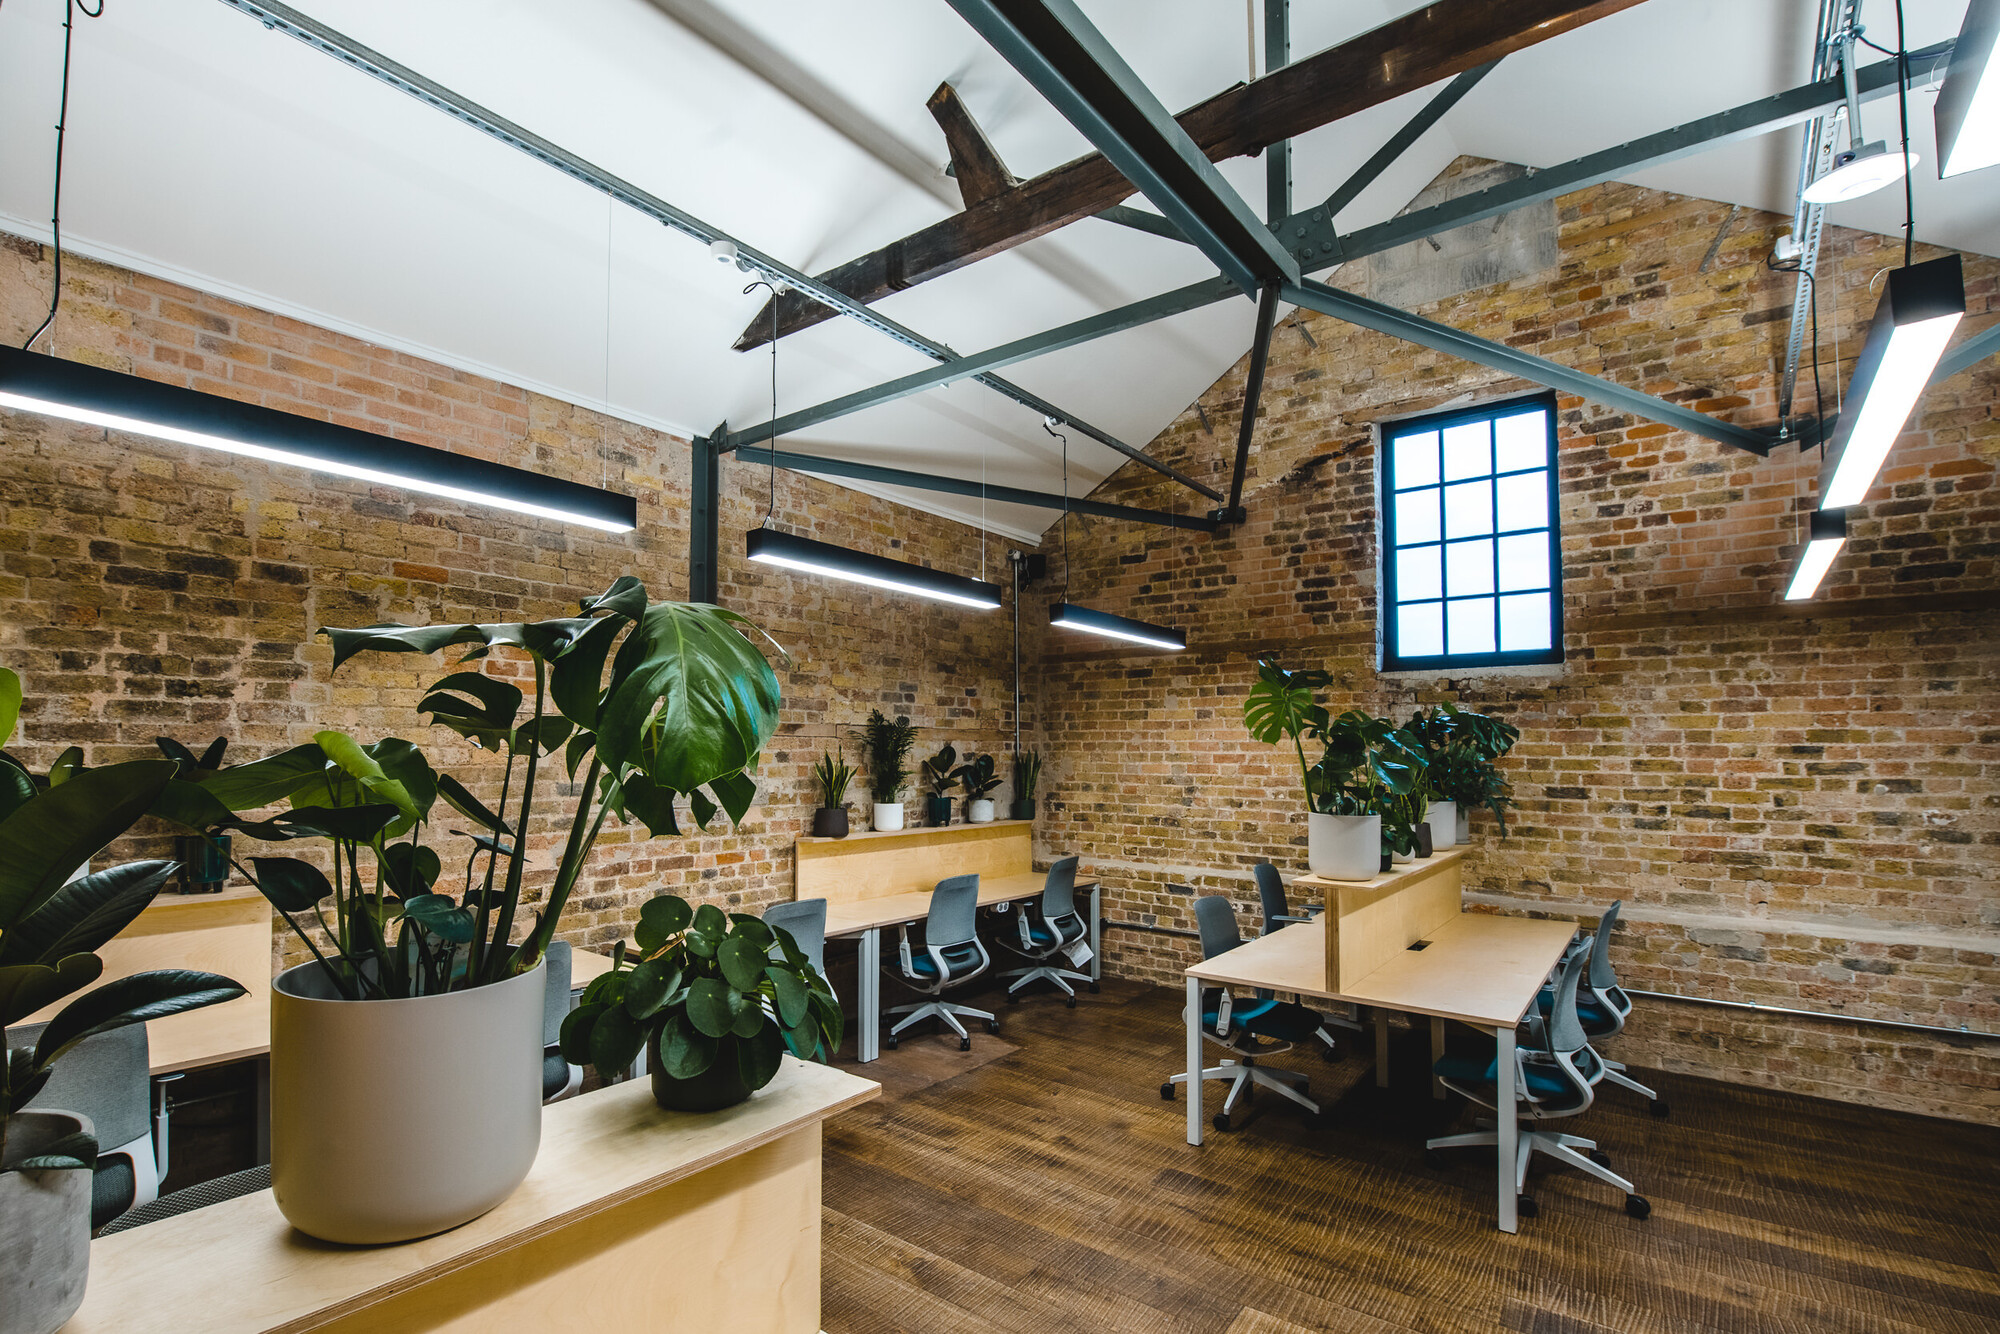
925;795;953;827
1009;799;1036;821
174;833;231;893
810;807;849;838
651;1044;754;1113
1380;851;1394;873
1414;823;1434;858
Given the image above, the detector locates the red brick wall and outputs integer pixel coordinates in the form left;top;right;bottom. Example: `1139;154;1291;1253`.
0;233;1019;965
1026;171;2000;1123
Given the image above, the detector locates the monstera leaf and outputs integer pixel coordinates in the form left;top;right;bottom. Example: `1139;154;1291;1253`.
1242;658;1331;746
595;603;782;797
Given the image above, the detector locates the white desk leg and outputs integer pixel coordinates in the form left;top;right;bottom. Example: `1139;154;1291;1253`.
1185;976;1203;1146
1431;1017;1447;1100
857;929;880;1064
1089;885;1102;983
1374;1009;1392;1089
1496;1024;1519;1234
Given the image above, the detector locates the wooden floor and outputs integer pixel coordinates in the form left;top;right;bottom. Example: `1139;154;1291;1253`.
818;976;2000;1334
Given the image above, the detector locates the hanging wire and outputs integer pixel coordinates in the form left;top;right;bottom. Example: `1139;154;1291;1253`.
601;194;613;491
1043;419;1071;600
1893;0;1913;267
743;279;780;523
22;0;106;353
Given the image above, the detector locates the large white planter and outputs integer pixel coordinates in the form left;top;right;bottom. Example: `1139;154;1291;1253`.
967;798;996;823
1426;800;1458;850
271;960;545;1244
0;1111;92;1334
1306;812;1380;881
872;802;905;832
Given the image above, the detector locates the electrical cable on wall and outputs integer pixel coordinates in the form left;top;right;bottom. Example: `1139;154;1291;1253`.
22;0;107;352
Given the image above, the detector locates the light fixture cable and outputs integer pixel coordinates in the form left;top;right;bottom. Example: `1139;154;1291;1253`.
1043;418;1071;602
22;0;105;353
1895;0;1914;267
743;279;780;524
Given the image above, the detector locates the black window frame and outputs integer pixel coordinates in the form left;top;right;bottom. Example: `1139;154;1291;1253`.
1379;391;1563;672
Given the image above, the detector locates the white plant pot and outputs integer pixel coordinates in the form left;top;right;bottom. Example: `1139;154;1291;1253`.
271;959;545;1244
0;1111;93;1334
967;798;996;823
1306;812;1380;881
1392;846;1415;864
1426;800;1458;850
1456;807;1471;843
872;802;905;832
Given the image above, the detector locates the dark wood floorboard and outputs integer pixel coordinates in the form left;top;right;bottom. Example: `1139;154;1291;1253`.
821;977;2000;1334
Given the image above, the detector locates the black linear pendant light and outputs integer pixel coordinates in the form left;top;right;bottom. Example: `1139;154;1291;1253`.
1043;420;1185;651
0;347;637;531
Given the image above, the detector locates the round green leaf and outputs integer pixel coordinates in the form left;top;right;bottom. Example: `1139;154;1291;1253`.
640;895;692;938
766;965;809;1028
716;935;768;992
685;977;736;1038
692;903;726;937
729;995;766;1039
624;958;679;1021
655;1011;716;1080
588;1004;646;1078
735;1022;785;1091
558;1002;603;1066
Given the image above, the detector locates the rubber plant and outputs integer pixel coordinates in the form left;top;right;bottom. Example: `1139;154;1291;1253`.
0;669;245;1172
560;895;842;1098
954;753;1003;802
150;578;785;999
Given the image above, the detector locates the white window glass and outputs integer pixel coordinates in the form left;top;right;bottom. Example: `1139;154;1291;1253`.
1398;602;1444;658
1446;539;1494;596
1396;544;1442;601
1395;487;1440;545
1495;471;1549;533
1494;408;1548;473
1443;479;1493;538
1447;598;1496;656
1393;431;1439;488
1441;421;1490;481
1497;532;1550;592
1499;591;1553;651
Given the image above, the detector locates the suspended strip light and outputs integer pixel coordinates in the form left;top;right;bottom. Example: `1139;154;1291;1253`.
0;347;637;531
1049;601;1187;650
745;528;1002;608
1936;0;2000;177
1818;254;1964;508
1784;507;1849;600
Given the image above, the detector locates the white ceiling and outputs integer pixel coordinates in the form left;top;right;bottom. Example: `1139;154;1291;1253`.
0;0;1993;544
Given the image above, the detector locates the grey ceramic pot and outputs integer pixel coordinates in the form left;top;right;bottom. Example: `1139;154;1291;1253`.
0;1111;93;1334
270;960;544;1244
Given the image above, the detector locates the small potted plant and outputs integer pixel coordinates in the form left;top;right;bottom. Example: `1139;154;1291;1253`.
560;894;842;1113
810;748;855;838
920;743;957;827
857;710;917;832
955;752;1003;823
1408;703;1520;842
1010;751;1043;821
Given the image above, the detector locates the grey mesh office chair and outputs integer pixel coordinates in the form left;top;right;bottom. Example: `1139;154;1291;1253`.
1428;948;1651;1220
21;1022;162;1229
1538;901;1666;1117
1159;894;1326;1132
543;940;582;1102
883;875;996;1051
763;898;828;979
997;857;1095;1006
1251;863;1362;1057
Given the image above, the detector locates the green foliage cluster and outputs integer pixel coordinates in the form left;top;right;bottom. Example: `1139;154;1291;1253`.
1399;702;1520;834
150;578;785;1001
0;671;244;1175
559;896;841;1091
1012;751;1043;801
857;711;918;803
920;744;958;798
954;752;1003;800
811;749;856;810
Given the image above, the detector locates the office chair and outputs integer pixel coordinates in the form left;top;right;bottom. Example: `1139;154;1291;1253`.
883;875;997;1051
1159;894;1328;1132
542;940;583;1102
1427;948;1651;1220
1538;901;1667;1117
21;1022;162;1229
997;856;1097;1006
762;898;828;979
1252;863;1362;1057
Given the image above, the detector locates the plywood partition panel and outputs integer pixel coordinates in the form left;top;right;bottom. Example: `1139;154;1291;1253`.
794;821;1032;907
1296;849;1466;992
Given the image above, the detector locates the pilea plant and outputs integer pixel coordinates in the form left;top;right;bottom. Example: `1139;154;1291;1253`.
560;896;842;1098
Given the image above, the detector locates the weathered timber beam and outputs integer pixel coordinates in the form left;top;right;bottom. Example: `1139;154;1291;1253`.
929;82;1019;207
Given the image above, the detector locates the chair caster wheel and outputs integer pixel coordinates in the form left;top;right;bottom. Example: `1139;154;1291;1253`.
1424;1150;1448;1171
1065;996;1077;1009
1517;1195;1538;1219
1589;1149;1612;1167
1649;1100;1669;1119
1088;982;1100;994
987;1019;1000;1034
885;1035;898;1050
959;1037;971;1051
1321;1045;1341;1063
1007;992;1019;1004
1625;1194;1651;1220
1160;1082;1175;1101
1212;1113;1231;1132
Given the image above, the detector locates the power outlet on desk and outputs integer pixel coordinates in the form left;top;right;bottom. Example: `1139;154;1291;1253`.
1407;939;1431;951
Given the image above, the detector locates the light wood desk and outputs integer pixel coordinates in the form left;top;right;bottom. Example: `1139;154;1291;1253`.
1184;852;1575;1234
796;821;1099;1061
63;1057;878;1334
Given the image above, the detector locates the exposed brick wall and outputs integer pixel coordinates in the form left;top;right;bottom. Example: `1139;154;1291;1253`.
0;233;1017;968
1027;167;2000;1123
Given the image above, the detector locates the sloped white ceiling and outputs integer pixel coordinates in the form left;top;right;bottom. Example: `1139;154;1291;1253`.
0;0;1992;545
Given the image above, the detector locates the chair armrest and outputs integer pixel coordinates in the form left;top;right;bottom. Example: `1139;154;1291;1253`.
1270;913;1314;927
897;925;916;977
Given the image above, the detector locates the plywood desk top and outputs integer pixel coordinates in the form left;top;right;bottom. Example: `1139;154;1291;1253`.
796;817;1030;846
1188;912;1576;1030
1291;844;1468;894
65;1057;880;1334
821;870;1097;937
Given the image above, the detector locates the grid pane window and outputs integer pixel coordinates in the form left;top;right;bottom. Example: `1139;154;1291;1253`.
1382;394;1562;670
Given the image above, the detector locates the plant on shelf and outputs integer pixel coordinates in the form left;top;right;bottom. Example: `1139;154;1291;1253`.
559;894;842;1113
146;577;788;1245
954;752;1003;823
809;748;856;839
1010;751;1043;821
1404;702;1520;838
0;670;245;1331
920;743;957;827
856;710;918;831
